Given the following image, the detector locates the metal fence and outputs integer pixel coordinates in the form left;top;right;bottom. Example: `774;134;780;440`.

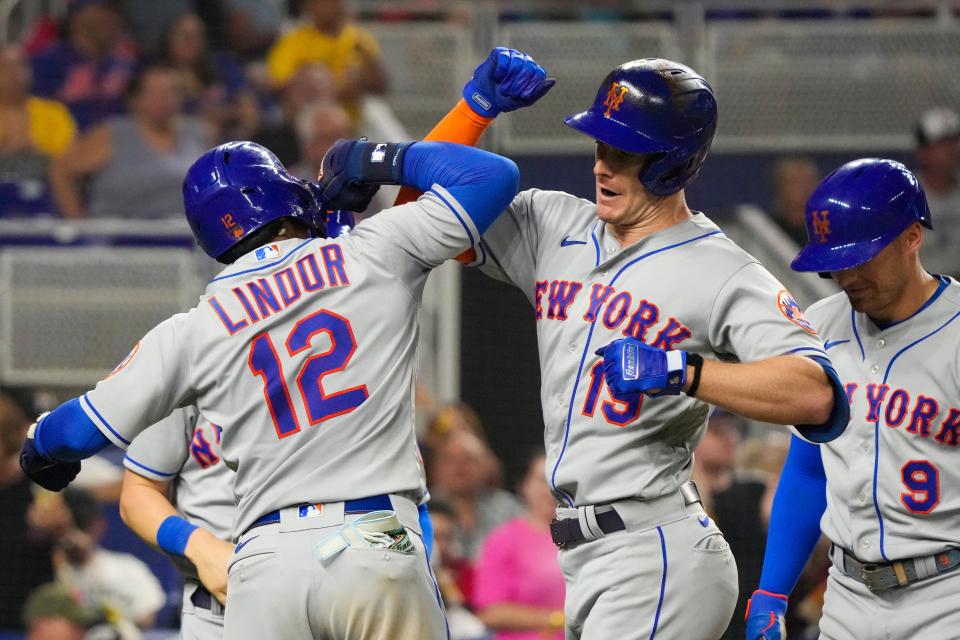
360;3;960;153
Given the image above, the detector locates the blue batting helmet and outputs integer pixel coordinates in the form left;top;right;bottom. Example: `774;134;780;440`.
183;141;325;261
564;58;718;196
791;158;932;273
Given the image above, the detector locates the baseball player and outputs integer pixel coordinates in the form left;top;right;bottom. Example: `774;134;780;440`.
451;59;850;639
16;104;535;638
745;159;960;640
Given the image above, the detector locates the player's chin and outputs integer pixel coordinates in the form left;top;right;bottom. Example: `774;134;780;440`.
594;201;623;224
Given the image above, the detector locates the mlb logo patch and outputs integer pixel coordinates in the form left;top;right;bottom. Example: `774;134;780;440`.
371;143;387;163
298;504;324;519
255;244;281;261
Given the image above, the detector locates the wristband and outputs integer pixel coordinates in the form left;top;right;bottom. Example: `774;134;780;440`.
355;141;412;185
157;515;198;556
685;353;704;398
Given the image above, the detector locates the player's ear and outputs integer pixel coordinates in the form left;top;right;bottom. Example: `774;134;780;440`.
901;222;924;254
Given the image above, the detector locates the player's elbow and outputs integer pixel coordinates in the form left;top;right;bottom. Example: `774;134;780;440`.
803;381;835;426
482;153;520;213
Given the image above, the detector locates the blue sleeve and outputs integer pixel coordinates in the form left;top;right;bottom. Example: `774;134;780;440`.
757;434;828;595
794;355;850;443
34;398;113;463
402;142;519;235
418;502;434;560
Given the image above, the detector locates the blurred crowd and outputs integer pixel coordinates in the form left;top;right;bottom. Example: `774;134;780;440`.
0;0;383;220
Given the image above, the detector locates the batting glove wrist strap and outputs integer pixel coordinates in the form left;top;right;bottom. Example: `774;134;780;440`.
594;338;688;398
350;140;412;185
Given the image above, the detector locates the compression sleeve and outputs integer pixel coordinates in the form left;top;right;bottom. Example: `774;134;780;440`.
757;435;828;595
794;355;850;443
395;99;494;206
34;398;113;462
401;141;519;234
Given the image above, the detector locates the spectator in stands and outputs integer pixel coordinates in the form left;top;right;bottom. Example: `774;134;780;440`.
473;451;564;640
49;62;210;218
224;0;285;61
254;62;339;167
30;0;137;131
291;100;352;180
50;488;165;629
0;46;76;217
430;500;487;640
22;582;140;640
267;0;387;127
429;427;523;560
771;156;820;247
160;12;257;141
0;392;54;632
914;107;960;277
22;583;97;640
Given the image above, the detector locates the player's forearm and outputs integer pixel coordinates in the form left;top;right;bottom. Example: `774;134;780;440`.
119;471;178;548
401;142;519;232
34;398;112;462
477;603;562;633
757;436;828;595
394;100;493;207
690;355;834;425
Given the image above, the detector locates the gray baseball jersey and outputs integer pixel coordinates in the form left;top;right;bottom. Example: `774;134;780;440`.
808;276;960;563
79;187;478;535
125;407;235;542
474;189;831;508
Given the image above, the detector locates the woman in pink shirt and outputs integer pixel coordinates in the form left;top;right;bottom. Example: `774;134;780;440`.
473;452;565;640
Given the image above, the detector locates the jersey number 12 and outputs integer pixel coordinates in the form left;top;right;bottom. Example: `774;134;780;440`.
248;309;369;438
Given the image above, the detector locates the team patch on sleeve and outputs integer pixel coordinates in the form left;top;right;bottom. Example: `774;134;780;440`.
777;290;817;334
106;341;141;379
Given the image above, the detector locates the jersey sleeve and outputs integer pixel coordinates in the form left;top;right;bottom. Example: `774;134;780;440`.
707;262;826;362
81;312;196;449
472;189;543;294
352;187;482;280
124;407;197;482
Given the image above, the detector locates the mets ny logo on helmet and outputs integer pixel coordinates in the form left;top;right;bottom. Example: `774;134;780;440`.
812;209;831;243
604;82;628;117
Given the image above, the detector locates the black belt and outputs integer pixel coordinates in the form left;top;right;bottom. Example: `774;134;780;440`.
190;585;223;613
550;508;625;548
835;545;960;592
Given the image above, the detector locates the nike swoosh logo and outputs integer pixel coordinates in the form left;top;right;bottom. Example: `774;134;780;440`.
824;339;850;350
234;535;259;554
698;516;710;528
560;236;587;247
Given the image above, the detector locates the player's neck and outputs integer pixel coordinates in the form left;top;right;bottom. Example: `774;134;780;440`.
609;197;692;248
869;268;940;325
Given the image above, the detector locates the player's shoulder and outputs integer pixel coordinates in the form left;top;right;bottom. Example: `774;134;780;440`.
509;188;596;237
938;276;960;309
686;213;768;274
803;291;850;328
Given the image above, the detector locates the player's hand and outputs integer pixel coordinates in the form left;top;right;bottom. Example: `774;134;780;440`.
19;417;81;492
594;338;688;398
313;139;381;212
185;528;233;605
745;590;788;640
462;47;556;118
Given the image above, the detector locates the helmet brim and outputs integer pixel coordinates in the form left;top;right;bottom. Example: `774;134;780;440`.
563;109;673;154
790;233;897;273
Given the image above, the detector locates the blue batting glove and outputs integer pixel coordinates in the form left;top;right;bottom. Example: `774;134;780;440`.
745;590;788;640
594;338;688;399
19;418;80;492
462;47;556;118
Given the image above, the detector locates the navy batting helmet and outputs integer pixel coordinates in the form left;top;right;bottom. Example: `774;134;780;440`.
791;158;932;273
183;141;325;262
564;58;718;196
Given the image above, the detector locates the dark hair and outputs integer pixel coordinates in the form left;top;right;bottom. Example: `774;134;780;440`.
63;488;101;532
124;61;179;102
160;12;217;87
425;498;456;521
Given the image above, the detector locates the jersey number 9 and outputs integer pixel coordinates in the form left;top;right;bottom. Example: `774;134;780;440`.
900;459;940;514
248;309;369;439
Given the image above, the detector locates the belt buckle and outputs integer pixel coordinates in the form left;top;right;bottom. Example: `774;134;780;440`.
859;563;896;592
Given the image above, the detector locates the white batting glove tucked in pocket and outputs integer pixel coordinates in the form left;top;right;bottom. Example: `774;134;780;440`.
314;510;414;561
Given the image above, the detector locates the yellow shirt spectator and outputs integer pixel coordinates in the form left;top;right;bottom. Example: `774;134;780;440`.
267;22;383;125
26;97;77;157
